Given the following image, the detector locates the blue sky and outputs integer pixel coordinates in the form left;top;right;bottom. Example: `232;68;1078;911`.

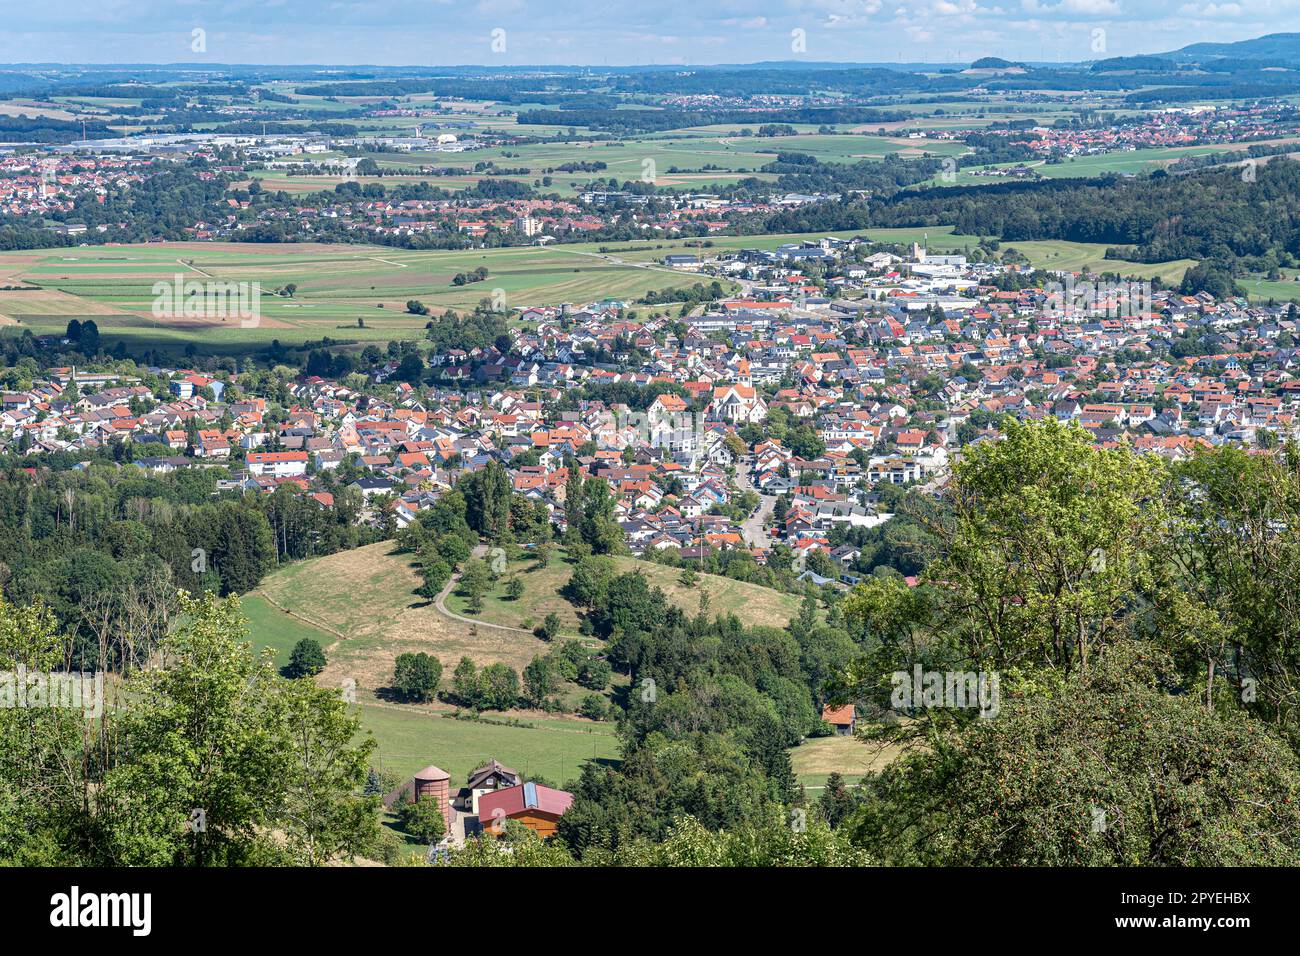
1;0;1295;66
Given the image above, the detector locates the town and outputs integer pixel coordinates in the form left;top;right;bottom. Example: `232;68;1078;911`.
2;21;1300;894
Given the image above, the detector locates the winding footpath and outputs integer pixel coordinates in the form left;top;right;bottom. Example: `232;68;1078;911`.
431;544;536;635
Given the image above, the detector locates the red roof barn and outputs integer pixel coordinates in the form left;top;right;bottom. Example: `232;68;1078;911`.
478;782;573;839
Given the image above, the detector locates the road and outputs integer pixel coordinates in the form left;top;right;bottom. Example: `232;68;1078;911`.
556;247;757;298
736;458;775;548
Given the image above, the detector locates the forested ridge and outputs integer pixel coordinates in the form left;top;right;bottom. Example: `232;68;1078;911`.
752;156;1300;281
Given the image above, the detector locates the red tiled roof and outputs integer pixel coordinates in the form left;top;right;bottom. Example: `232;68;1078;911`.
822;703;855;726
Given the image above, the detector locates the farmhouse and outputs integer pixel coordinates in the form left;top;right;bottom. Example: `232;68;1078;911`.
465;759;522;815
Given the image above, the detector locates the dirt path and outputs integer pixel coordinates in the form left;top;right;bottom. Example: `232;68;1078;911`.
253;587;349;653
432;545;536;636
177;259;215;278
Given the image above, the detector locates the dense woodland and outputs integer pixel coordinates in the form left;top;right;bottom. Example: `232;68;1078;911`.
0;460;376;672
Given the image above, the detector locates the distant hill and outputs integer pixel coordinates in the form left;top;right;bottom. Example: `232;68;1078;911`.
1090;55;1178;74
1163;32;1300;64
963;56;1028;76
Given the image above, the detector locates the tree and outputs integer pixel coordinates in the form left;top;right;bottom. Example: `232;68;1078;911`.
462;460;513;540
577;657;611;690
578;694;607;720
849;643;1300;865
395;351;424;384
452;657;482;706
398;795;446;844
535;611;563;642
459;559;493;614
564;555;613;609
505;577;526;601
578;478;623;554
593;571;668;638
817;772;856;829
99;592;376;866
935;418;1169;677
190;501;275;596
417;558;451;601
392;652;442;702
1173;443;1300;742
0;595;87;865
523;654;559;707
273;675;380;865
286;638;326;679
479;663;520;710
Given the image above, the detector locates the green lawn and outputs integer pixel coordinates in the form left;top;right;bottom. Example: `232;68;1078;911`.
1239;272;1300;303
357;695;619;786
239;592;334;669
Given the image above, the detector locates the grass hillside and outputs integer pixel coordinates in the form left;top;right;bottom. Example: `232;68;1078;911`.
444;549;804;636
790;734;904;791
245;542;809;789
245;543;626;787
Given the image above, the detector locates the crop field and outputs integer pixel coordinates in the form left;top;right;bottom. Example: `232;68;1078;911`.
926;136;1300;187
244;130;967;197
0;240;735;354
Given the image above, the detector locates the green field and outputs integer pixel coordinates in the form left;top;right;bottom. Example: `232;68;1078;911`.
920;147;1230;186
1239;271;1300;303
240;591;334;669
357;696;619;786
243;130;968;198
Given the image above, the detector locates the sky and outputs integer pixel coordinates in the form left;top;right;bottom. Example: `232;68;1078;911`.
0;0;1296;67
